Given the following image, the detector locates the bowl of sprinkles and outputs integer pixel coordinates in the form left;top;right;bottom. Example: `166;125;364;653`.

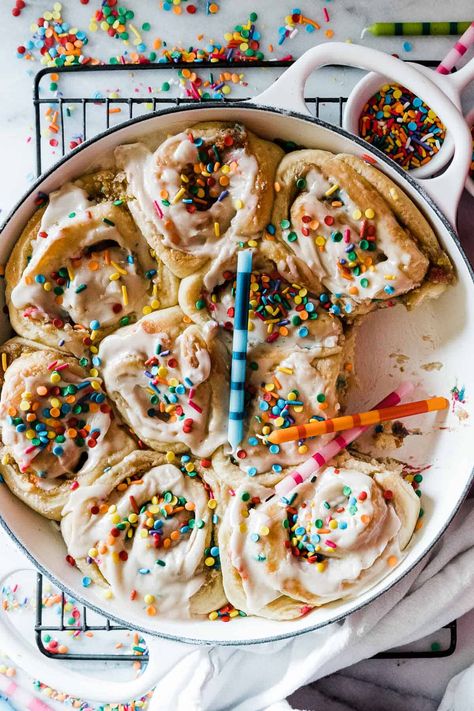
356;83;446;172
343;65;464;178
344;55;474;179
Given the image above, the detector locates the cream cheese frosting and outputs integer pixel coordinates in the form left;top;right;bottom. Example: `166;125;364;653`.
98;311;228;457
11;198;159;331
39;182;92;232
115;128;259;258
223;463;409;615
61;462;212;618
280;168;421;309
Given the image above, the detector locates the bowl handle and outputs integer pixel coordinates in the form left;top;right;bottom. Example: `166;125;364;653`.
0;567;180;704
446;56;474;92
252;42;471;227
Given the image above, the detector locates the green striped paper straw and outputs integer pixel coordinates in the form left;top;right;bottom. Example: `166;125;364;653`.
363;21;471;36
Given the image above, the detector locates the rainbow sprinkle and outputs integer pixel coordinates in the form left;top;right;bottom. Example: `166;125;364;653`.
139;343;204;435
451;384;466;404
206;270;343;338
278;6;335;43
243;376;329;471
160;0;220;15
208;603;246;621
6;361;109;474
157;130;238;212
359;84;446;171
283;475;372;568
16;3;90;66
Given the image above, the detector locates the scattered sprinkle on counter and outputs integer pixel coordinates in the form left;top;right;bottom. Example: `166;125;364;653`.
17;3;89;66
11;0;26;19
451;383;466;405
160;0;220;15
277;7;332;44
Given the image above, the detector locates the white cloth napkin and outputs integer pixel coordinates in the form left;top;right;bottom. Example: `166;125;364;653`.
439;663;474;711
147;501;474;711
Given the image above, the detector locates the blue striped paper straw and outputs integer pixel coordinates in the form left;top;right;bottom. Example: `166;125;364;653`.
228;249;253;450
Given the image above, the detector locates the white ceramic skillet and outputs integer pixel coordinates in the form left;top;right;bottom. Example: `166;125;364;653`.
0;43;473;703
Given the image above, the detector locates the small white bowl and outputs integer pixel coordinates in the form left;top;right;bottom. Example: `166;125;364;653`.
343;61;474;179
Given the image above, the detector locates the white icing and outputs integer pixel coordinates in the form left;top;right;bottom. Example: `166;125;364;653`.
62;463;211;618
202;237;240;291
115;128;259;258
226;465;403;614
39;183;92;232
282;168;418;304
99;316;227;457
11;200;158;330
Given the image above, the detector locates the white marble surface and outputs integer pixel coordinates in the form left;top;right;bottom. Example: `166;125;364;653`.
0;2;473;710
0;0;473;222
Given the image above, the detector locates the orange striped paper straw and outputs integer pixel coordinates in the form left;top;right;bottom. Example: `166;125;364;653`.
268;396;449;444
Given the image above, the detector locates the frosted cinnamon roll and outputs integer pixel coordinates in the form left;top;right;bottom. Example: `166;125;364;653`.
61;449;226;618
115;122;284;277
178;246;342;353
213;335;351;487
271;150;453;316
0;341;135;520
219;454;420;619
6;183;179;357
98;306;229;457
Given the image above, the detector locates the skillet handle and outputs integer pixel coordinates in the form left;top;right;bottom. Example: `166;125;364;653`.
252;42;471;227
0;567;173;704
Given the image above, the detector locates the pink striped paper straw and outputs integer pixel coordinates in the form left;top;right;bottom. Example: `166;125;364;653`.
437;21;474;74
275;381;415;497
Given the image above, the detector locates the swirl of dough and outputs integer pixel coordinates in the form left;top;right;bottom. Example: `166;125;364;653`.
115;122;283;277
98;306;229;457
6;184;179;356
213;338;349;487
270;150;444;316
0;341;135;520
219;455;420;619
179;246;344;354
61;450;225;618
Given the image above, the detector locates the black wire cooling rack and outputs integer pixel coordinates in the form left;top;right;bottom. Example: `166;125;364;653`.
32;59;456;663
